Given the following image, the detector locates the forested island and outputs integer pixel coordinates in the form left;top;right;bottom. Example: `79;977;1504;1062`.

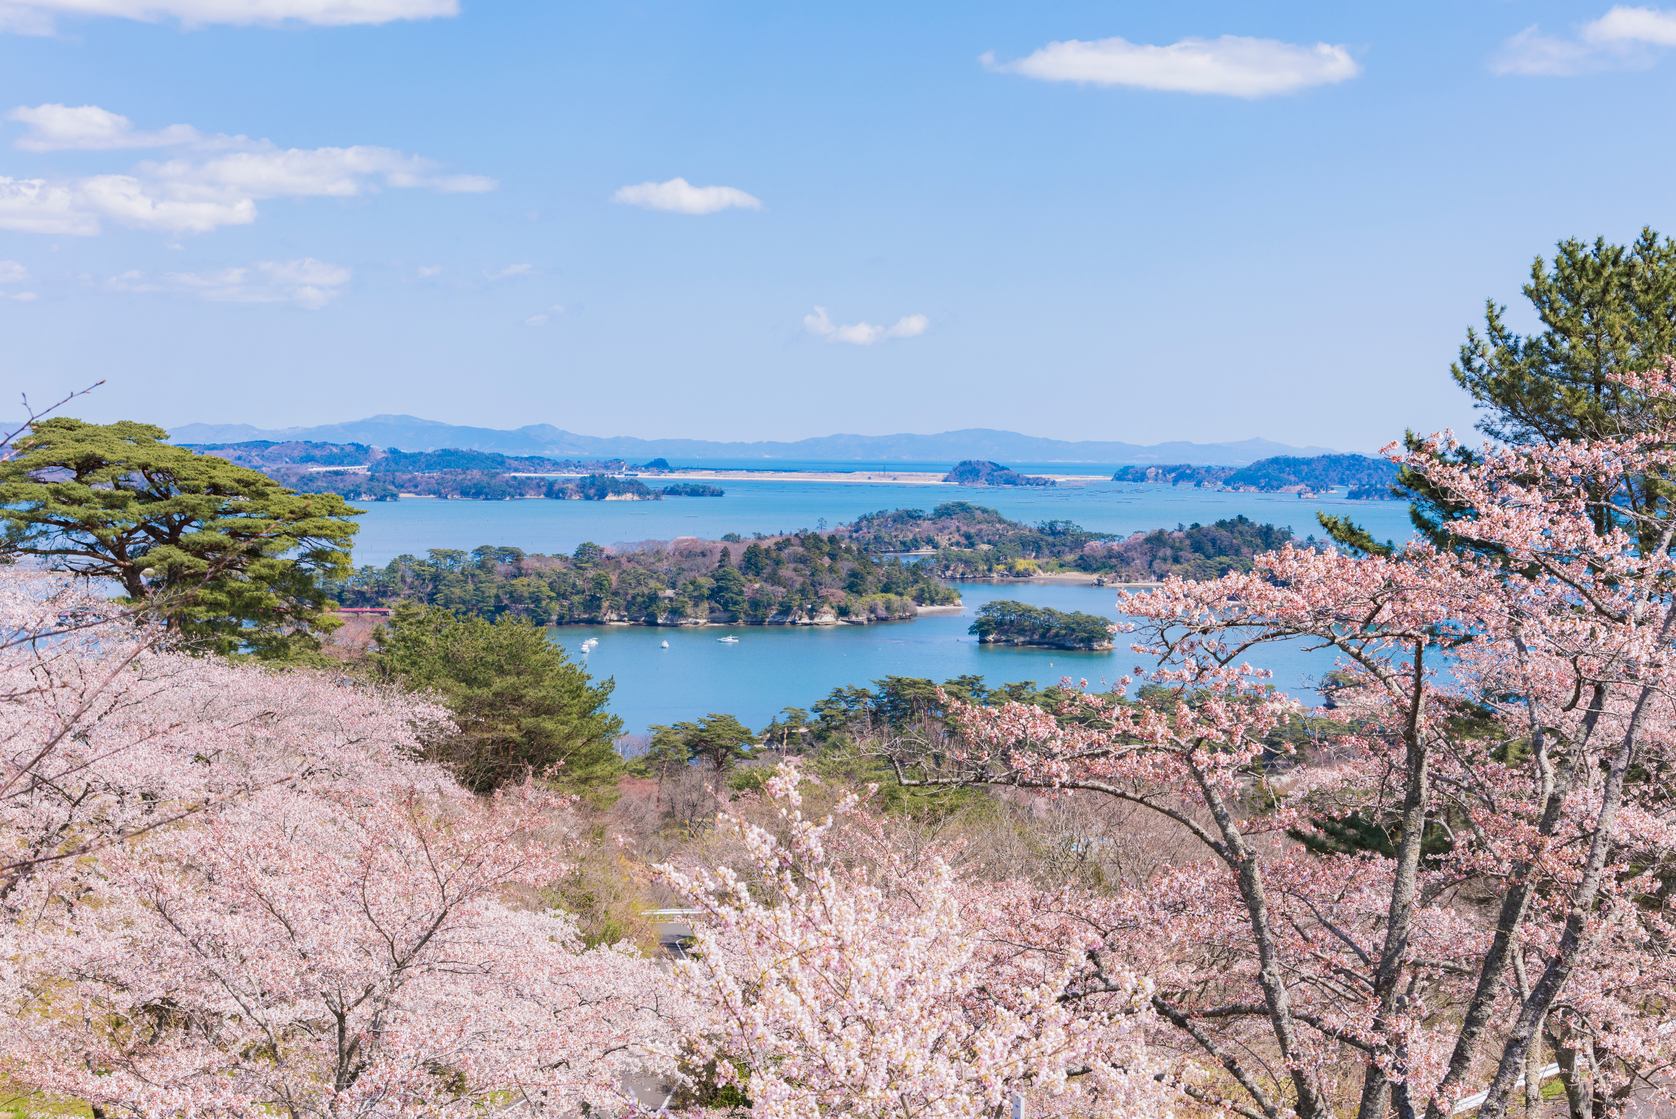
1111;452;1399;497
844;502;1299;582
968;601;1116;650
942;459;1054;486
180;440;718;502
327;532;960;626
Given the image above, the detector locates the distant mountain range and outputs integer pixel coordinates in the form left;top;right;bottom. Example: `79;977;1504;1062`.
167;414;1337;467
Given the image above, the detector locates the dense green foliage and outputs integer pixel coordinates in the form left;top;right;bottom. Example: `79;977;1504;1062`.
574;474;656;500
660;482;725;496
942;460;1053;486
1327;228;1676;556
0;418;359;659
327;534;959;625
644;713;757;773
969;600;1115;649
1112;455;1401;499
845;503;1294;582
1112;454;1398;497
373;602;623;795
1110;463;1235;486
803;673;1076;738
847;502;1111;558
1222;454;1398;496
183;441;698;504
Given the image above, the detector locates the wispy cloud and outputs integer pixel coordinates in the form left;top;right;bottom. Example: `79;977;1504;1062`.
416;264;442;277
0;104;495;236
525;304;564;326
803;307;928;346
485;263;533;280
1495;6;1676;75
0;0;454;35
9;104;215;151
983;33;1360;97
0;259;29;283
612;177;762;215
107;257;350;309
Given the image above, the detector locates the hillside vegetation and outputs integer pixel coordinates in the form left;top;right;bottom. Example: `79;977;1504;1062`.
1112;452;1399;497
327;534;959;626
942;460;1054;486
968;600;1116;649
181;440;714;502
844;502;1297;582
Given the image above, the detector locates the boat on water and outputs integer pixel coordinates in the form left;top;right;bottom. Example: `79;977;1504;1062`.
716;635;739;643
661;641;669;648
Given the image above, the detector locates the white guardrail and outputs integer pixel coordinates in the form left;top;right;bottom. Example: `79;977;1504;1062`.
1452;1064;1562;1114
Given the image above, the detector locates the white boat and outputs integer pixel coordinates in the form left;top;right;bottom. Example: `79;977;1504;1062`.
716;635;739;643
661;641;669;648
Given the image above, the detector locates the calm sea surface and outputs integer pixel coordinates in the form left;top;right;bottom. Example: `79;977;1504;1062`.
348;480;1417;734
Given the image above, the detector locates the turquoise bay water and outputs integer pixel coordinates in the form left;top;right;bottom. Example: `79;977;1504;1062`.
558;580;1343;736
351;480;1416;567
348;481;1415;733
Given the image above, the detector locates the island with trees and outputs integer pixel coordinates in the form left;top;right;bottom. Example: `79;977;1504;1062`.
326;532;961;626
1111;452;1400;497
942;459;1054;486
967;600;1116;650
177;440;720;501
843;501;1299;582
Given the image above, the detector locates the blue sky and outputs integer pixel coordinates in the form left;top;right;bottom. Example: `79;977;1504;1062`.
0;1;1669;452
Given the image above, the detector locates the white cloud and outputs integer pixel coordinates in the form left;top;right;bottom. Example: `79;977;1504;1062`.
485;263;532;280
983;33;1360;97
525;304;564;326
416;264;442;277
0;177;99;234
803;306;929;345
0;259;29;282
1494;7;1676;75
9;104;211;151
1586;5;1676;44
107;257;349;308
0;105;495;235
612;177;762;215
9;290;35;300
0;0;454;34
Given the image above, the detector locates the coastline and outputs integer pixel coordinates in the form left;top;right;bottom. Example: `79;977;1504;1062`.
506;469;1112;486
959;574;1166;588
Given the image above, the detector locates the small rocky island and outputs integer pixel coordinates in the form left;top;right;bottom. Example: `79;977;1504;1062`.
943;460;1054;486
970;600;1116;650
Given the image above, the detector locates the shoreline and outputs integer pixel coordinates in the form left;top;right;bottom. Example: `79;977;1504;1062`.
505;469;1112;486
958;574;1166;588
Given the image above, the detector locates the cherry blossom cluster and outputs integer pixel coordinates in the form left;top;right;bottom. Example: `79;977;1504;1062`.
0;569;683;1118
656;764;1175;1119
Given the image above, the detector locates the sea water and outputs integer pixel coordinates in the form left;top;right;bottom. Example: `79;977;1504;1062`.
558;580;1344;735
350;479;1416;567
347;481;1411;733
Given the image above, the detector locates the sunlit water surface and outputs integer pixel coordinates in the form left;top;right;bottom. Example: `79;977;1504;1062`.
348;481;1415;733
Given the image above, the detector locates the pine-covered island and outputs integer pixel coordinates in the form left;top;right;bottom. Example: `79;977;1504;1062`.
327;503;1309;629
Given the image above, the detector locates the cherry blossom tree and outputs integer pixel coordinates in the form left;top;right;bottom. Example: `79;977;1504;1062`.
0;569;684;1118
656;763;1177;1119
884;362;1676;1119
